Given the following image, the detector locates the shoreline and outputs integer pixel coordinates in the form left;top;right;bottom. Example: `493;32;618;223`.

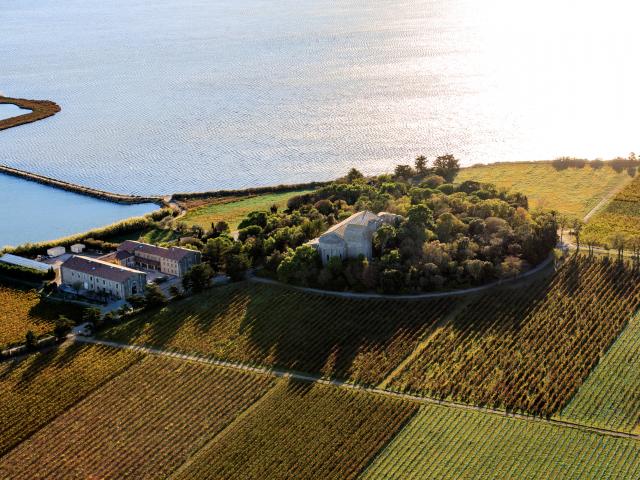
0;165;166;206
4;157;632;252
0;96;60;131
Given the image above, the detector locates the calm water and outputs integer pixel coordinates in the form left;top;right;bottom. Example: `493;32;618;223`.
0;175;157;248
2;0;640;243
0;104;30;121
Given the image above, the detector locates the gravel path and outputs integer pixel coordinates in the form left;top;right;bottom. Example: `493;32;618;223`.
74;335;640;442
249;254;554;300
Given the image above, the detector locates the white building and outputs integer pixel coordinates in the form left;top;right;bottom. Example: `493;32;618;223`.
61;255;147;300
309;211;402;265
70;243;85;254
47;246;66;257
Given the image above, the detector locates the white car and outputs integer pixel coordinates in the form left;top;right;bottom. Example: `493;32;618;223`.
74;323;94;337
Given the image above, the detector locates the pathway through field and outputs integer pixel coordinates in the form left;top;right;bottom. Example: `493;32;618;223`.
73;336;640;442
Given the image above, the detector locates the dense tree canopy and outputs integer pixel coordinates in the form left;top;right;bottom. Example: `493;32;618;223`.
178;156;557;294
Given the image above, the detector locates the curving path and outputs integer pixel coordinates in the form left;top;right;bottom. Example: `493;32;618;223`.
249;254;554;300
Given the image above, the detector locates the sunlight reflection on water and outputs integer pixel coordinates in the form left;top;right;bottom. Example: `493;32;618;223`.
1;0;639;196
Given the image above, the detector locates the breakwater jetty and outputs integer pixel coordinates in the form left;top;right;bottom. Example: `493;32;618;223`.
0;96;61;131
0;165;165;206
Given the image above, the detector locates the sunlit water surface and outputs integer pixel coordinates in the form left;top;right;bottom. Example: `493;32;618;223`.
2;0;640;244
0;175;157;248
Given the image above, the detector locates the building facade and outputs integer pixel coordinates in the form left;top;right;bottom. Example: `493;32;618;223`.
61;255;147;300
115;240;201;277
308;211;402;265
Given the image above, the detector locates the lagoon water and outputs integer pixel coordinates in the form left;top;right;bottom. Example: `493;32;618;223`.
0;175;156;248
0;104;30;121
2;0;640;243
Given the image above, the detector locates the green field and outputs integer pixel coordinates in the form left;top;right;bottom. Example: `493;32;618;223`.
559;312;640;433
4;158;640;476
363;403;640;479
102;282;458;386
457;162;632;219
181;190;315;231
171;379;418;480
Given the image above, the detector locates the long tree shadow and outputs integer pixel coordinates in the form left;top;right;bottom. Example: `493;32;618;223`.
239;283;460;385
103;281;460;386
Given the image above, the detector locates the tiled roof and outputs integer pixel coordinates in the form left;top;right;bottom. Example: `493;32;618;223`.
118;240;197;262
115;250;133;260
62;255;145;283
320;211;379;240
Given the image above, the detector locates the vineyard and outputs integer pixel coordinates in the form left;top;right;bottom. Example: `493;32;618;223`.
0;343;142;456
388;256;640;417
0;356;274;479
363;403;640;479
584;173;640;245
0;284;84;347
559;311;640;432
103;282;458;385
171;379;418;480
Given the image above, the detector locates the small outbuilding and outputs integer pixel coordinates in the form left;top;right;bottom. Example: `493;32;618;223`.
46;246;66;257
70;243;86;254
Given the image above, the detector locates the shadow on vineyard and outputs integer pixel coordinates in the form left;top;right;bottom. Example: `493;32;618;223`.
102;256;640;418
14;343;105;388
104;282;459;386
390;256;640;417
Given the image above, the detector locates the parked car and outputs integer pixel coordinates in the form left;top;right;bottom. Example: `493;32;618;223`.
74;323;94;337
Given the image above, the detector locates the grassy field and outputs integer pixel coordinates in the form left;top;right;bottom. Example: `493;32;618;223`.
181;190;315;231
171;379;418;480
102;282;458;386
0;356;273;480
457;162;632;219
0;284;84;346
388;257;640;417
0;343;142;456
583;174;640;245
559;312;640;433
363;403;640;479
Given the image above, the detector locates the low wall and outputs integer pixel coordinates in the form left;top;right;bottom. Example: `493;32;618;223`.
0;165;164;206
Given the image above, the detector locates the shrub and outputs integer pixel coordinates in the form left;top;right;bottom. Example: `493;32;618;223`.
420;175;445;189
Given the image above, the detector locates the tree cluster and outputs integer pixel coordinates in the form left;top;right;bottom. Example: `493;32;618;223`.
223;156;555;293
152;155;557;295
